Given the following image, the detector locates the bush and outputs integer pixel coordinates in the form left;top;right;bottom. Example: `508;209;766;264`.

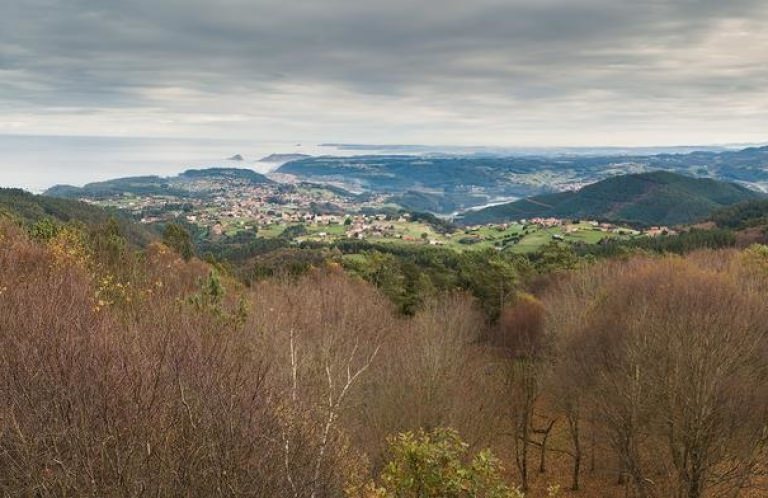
370;428;523;498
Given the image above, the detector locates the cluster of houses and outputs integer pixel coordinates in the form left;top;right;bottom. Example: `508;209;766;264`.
479;218;675;239
334;214;414;240
96;175;679;246
107;179;387;235
644;226;677;237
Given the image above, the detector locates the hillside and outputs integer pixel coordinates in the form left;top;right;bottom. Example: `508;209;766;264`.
458;171;764;226
46;167;272;199
387;190;480;213
177;167;273;183
710;199;768;229
0;188;112;224
0;188;157;245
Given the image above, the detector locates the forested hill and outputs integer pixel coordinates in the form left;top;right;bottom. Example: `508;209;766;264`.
0;188;157;245
710;199;768;229
0;188;112;224
458;171;764;226
46;167;273;199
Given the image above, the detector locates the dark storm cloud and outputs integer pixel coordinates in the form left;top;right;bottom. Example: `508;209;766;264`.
1;0;767;144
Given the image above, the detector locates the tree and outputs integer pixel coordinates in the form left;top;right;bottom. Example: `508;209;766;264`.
354;294;508;467
29;217;60;241
188;271;225;315
530;242;579;273
90;216;127;267
545;265;608;492
163;223;194;261
549;256;768;498
264;273;389;498
457;250;520;320
372;428;524;498
488;293;552;493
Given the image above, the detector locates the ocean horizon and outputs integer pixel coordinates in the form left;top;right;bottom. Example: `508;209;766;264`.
0;135;343;193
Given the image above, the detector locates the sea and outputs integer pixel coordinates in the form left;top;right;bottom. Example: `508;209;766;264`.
0;135;356;193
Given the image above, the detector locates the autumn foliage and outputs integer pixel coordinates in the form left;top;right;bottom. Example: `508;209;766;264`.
2;219;768;497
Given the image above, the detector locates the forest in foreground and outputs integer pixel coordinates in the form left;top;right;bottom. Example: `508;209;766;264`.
2;215;768;498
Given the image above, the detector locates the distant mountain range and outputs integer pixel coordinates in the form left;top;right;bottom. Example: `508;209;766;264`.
46;168;273;199
277;146;768;214
458;171;765;226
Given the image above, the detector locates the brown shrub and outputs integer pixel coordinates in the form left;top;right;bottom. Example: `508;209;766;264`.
351;293;508;469
492;293;546;356
0;227;320;496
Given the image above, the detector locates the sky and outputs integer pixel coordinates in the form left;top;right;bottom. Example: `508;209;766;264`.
2;0;768;147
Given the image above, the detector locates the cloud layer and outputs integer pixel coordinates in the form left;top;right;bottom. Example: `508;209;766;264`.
2;0;767;145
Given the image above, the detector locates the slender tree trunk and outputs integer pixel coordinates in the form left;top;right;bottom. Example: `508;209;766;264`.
520;414;530;491
536;418;557;473
590;424;596;473
567;411;581;491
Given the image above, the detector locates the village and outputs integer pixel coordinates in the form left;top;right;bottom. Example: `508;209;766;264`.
82;173;676;252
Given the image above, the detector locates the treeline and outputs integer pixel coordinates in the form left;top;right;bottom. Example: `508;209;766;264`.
194;227;738;320
241;231;741;319
711;198;768;229
154;205;753;323
575;228;737;257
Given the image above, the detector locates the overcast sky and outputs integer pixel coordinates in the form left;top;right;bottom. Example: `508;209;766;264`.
2;0;767;147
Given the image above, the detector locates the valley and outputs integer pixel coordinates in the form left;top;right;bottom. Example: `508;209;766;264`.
43;146;768;256
45;166;667;255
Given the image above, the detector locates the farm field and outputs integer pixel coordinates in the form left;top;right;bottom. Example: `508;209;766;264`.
241;218;641;253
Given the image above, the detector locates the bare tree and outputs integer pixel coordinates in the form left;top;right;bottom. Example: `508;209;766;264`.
547;255;768;498
250;271;389;497
495;294;551;492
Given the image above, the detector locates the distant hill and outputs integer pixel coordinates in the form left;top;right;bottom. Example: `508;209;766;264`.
178;167;272;183
276;146;768;214
458;171;765;226
46;167;272;199
259;153;311;163
388;190;485;214
47;176;185;199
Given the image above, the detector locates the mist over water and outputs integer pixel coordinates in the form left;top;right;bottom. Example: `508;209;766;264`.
0;135;343;193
